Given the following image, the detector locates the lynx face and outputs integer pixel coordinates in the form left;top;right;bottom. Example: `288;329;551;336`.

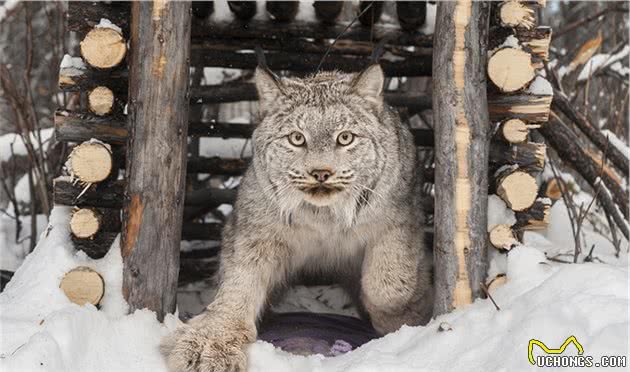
252;66;388;209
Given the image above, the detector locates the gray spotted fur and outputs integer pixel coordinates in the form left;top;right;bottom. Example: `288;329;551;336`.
161;65;433;372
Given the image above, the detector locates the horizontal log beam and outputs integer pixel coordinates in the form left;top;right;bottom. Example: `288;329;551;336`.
190;49;431;76
54;110;435;146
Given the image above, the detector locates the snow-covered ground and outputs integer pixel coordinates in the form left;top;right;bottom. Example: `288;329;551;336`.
1;193;628;372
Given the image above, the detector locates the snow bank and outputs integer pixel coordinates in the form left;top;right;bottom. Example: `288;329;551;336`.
2;205;628;372
0;128;54;163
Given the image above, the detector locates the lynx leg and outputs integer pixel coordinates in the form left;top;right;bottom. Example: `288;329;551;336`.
161;239;288;372
361;227;433;334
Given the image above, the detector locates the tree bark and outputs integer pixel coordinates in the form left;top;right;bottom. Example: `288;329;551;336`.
432;0;490;315
122;1;191;321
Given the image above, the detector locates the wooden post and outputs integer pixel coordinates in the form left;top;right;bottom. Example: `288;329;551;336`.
122;1;191;321
432;0;490;315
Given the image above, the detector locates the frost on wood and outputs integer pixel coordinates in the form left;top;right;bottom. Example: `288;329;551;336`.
80;27;127;69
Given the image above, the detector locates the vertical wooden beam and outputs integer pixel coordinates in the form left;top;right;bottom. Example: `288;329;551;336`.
432;0;491;315
122;0;191;321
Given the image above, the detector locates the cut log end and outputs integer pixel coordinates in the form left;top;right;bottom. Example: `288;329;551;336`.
488;48;536;92
487;274;507;293
545;178;562;200
60;266;105;306
489;224;518;250
68;141;113;184
501;119;529;143
499;1;535;29
496;170;539;211
88;86;114;116
70;208;102;239
80;27;127;69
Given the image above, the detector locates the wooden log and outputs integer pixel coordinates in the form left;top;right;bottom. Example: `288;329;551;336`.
313;1;344;24
489;26;552;60
190;49;432;77
552;89;628;174
432;1;490;314
497;0;541;30
190;82;432;111
192;1;213;19
358;1;384;27
496;118;531;143
190;21;435;47
88;86;115;116
122;1;191;321
514;197;551;230
55;110;128;144
80;27;127;69
495;167;539;211
59;64;128;93
489;141;545;172
60;266;105;306
66;141;113;184
396;1;427;31
488;93;552;123
540;115;629;238
266;1;299;22
227;1;257;21
488;224;518;250
187;157;249;175
70;208;103;239
543;178;562;200
54;110;436;147
488;47;536;92
54;177;125;208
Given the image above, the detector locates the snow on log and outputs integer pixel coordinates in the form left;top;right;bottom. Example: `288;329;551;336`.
67;141;113;184
88;86;114;116
514;197;551;230
60;266;105;306
433;0;490;314
497;0;543;30
122;1;191;321
489;224;518;250
80;26;127;69
70;208;102;239
488;47;536;92
495;167;539;211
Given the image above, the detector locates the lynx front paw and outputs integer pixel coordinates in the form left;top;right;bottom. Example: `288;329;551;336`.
160;319;254;372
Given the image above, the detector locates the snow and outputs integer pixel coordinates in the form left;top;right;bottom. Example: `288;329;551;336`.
419;3;436;35
59;55;86;77
0;128;54;163
526;75;553;96
1;198;627;372
0;0;19;23
499;35;521;50
601;129;630;161
577;45;630;82
94;18;122;35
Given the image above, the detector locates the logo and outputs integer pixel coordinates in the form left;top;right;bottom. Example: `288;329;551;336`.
528;336;627;368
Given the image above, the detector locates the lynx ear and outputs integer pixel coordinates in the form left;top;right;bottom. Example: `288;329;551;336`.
351;64;384;108
255;67;284;113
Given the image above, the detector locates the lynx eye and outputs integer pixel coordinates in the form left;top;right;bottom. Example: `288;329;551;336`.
337;131;354;146
288;131;306;147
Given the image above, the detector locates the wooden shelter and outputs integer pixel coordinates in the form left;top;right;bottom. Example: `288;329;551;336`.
55;1;554;320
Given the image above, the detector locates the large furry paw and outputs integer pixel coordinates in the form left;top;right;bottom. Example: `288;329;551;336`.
160;317;253;372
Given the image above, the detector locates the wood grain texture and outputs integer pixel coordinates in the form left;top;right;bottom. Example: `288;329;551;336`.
122;1;191;321
432;0;490;315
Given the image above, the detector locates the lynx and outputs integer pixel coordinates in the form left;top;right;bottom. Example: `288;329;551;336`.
161;64;433;372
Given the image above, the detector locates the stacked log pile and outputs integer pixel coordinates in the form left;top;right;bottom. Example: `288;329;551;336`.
486;1;553;252
53;1;563;300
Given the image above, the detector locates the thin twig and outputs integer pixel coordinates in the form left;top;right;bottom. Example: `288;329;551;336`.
480;282;501;311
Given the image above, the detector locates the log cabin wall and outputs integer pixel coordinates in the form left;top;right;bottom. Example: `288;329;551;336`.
53;1;552;314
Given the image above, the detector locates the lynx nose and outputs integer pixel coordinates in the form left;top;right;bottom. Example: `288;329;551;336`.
310;169;333;183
